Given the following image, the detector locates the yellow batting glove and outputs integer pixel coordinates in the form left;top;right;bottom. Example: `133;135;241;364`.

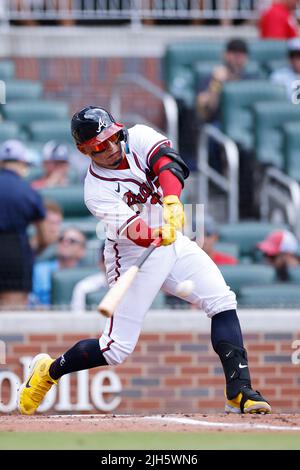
153;223;176;246
163;195;185;231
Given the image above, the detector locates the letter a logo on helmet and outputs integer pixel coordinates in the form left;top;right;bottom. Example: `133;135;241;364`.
97;117;108;134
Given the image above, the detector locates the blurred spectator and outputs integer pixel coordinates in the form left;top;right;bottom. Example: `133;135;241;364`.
31;200;63;260
42;200;63;245
201;215;238;265
197;38;256;124
70;245;107;311
31;141;70;190
257;229;300;281
196;38;259;218
0;140;47;309
271;38;300;99
32;227;86;305
179;38;255;172
260;0;299;39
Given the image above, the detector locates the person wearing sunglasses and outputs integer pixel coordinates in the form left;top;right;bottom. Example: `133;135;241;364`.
32;228;86;306
19;106;271;416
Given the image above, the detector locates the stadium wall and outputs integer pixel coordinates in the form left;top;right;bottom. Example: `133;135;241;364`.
0;311;299;414
0;26;257;126
12;56;164;126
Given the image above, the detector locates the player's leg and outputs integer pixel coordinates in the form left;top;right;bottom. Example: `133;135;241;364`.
18;242;177;414
98;241;177;366
162;234;271;414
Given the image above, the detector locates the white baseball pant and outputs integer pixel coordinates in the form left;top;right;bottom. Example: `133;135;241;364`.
100;232;237;365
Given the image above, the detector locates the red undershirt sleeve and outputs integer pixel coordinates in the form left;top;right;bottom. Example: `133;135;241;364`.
152;156;182;197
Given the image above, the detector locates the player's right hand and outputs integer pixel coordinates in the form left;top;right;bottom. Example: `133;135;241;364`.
153;223;176;246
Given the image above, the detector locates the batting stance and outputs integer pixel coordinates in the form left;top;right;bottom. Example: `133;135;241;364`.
18;107;271;415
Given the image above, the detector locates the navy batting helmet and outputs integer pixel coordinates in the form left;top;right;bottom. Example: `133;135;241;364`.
71;106;127;155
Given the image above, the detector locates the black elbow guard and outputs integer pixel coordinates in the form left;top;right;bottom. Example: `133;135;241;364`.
149;145;190;187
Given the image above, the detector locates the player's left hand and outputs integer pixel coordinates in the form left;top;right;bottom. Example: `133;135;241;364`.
163;195;185;231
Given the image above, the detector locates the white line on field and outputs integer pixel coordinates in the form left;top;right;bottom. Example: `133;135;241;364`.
145;415;300;432
16;414;300;432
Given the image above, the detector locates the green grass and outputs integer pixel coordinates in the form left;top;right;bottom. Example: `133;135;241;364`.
0;432;299;450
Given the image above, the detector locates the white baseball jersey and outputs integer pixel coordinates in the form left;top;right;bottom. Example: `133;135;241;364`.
83;124;236;366
84;124;170;241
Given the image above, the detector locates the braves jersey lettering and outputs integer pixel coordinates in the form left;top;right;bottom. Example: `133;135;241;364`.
124;169;162;207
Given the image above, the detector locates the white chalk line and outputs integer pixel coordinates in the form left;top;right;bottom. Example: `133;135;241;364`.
12;414;300;432
146;415;300;432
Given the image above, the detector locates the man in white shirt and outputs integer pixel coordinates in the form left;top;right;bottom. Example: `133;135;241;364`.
271;38;300;101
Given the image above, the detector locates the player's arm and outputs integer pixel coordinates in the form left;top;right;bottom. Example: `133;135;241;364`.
124;217;175;247
125;144;190;247
149;145;189;230
85;194;166;248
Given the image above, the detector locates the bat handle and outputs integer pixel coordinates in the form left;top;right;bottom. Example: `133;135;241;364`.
150;236;162;248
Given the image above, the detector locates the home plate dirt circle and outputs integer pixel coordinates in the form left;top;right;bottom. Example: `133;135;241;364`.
1;414;300;433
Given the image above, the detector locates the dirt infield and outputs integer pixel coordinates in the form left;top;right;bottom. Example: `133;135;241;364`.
1;413;300;433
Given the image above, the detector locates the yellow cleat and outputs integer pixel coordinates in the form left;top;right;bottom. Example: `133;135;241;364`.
18;353;57;415
225;387;272;414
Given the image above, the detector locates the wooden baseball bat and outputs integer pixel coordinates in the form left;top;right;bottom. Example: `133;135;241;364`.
98;237;162;318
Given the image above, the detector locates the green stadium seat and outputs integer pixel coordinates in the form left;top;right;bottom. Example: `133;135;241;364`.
86;289;166;311
239;284;300;308
282;122;300;182
264;59;289;75
213;242;240;259
151;292;166;309
85;288;109;310
51;267;99;307
38;185;89;218
254;101;300;169
219;265;275;296
5;80;43;101
164;41;223;106
219;222;287;258
2;100;69;127
0;60;15;79
0;121;20;141
221;81;286;150
81;247;100;267
248;40;287;65
287;266;300;283
27;120;73;143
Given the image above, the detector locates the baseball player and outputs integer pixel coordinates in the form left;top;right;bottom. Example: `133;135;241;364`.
18;107;271;415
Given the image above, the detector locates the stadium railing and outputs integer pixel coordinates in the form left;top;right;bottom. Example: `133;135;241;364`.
0;0;282;28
